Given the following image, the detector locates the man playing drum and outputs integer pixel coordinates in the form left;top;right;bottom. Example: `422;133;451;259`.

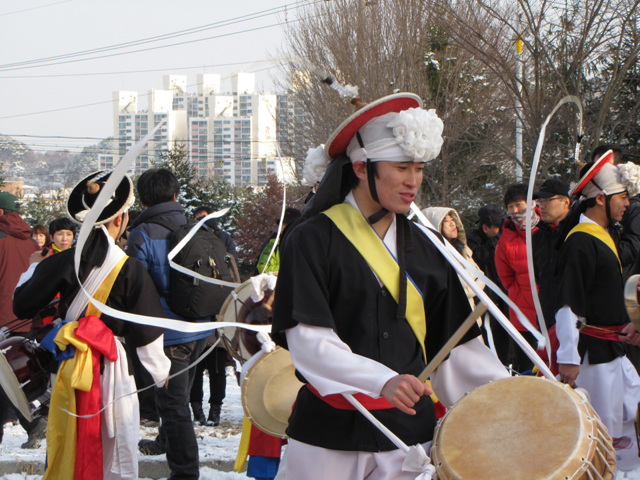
555;154;640;447
271;93;507;479
13;171;171;480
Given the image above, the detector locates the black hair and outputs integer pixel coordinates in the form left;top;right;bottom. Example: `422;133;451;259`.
591;144;624;165
194;205;214;217
49;217;76;236
503;183;528;208
137;168;180;207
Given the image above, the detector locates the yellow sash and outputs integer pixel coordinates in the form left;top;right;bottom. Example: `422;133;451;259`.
44;255;128;480
566;222;621;272
323;203;427;361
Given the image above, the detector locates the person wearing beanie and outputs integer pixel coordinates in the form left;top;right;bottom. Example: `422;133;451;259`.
48;217;76;253
271;93;506;479
13;170;170;480
554;151;640;450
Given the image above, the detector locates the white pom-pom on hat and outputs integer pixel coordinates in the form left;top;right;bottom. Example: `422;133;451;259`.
302;145;329;185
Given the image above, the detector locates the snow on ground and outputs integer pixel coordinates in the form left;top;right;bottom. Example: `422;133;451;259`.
1;367;640;479
0;369;251;479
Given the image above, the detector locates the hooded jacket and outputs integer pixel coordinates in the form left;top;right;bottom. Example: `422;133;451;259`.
421;207;485;307
1;211;38;328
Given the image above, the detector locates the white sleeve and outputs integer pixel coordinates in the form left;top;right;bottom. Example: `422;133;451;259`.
555;305;581;365
285;324;397;397
14;262;38;291
430;336;509;408
136;335;171;387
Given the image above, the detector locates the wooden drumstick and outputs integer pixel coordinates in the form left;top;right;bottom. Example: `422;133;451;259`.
418;302;488;383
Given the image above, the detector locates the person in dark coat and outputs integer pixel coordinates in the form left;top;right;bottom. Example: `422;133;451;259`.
466;204;510;364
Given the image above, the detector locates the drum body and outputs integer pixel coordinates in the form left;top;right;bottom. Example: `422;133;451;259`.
241;347;303;438
0;337;53;422
431;376;616;480
218;279;274;363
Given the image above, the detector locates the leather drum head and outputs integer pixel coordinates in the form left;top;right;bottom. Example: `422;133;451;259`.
241;347;303;438
625;274;640;331
431;376;615;479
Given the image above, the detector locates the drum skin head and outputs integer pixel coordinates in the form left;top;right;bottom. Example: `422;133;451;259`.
241;347;303;438
0;339;35;422
432;376;614;480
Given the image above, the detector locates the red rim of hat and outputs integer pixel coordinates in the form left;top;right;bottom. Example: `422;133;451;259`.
325;93;423;160
570;150;614;196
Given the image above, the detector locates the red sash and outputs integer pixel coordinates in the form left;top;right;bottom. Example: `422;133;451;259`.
579;323;626;341
307;384;394;410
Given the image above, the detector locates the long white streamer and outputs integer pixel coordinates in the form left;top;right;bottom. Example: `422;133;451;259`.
525;95;583;361
166;208;241;288
69;121;268;332
260;142;288;274
410;205;554;379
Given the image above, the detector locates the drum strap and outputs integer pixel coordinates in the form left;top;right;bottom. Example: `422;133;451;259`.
323;202;427;361
307;384;393;410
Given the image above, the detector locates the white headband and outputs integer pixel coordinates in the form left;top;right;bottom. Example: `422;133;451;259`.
346;108;444;164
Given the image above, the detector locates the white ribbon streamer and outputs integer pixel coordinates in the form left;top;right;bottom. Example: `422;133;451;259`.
410;205;554;379
260;142;288;274
166;208;241;288
525;95;584;361
343;393;436;479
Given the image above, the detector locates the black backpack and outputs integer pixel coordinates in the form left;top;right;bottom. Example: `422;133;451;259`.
149;218;240;319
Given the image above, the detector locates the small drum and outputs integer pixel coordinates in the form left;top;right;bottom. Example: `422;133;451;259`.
218;278;275;364
0;337;53;422
624;274;640;331
241;347;303;438
431;376;616;480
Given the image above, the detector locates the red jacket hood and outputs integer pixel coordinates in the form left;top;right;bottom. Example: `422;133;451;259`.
0;212;33;240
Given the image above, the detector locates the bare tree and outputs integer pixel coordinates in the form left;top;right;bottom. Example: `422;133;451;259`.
443;0;640;176
278;0;515;214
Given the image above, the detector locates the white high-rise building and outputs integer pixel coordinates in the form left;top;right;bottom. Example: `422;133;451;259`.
105;73;295;186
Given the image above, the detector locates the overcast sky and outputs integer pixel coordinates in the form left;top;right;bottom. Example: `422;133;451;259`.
0;0;306;153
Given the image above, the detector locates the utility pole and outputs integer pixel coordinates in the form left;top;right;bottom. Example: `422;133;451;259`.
515;17;524;182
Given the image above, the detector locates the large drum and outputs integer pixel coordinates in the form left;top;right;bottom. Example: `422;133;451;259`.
431;376;616;480
0;337;53;422
241;347;303;438
218;278;275;364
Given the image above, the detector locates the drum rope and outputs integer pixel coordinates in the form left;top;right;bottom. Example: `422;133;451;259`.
592;432;617;465
594;448;615;477
582;459;605;480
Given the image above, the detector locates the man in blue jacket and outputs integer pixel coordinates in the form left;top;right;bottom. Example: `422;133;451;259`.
125;168;211;480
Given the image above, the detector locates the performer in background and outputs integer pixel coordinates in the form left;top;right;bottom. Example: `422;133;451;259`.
13;171;170;480
555;155;640;449
271;93;507;480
